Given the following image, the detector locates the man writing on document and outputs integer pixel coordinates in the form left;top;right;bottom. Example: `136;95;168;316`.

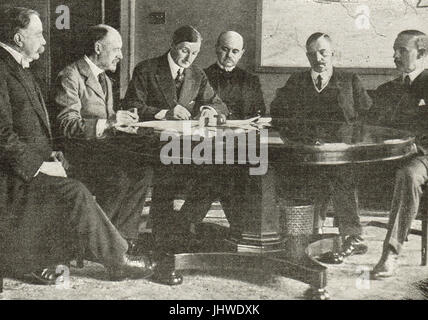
123;25;228;285
0;7;153;285
55;25;153;255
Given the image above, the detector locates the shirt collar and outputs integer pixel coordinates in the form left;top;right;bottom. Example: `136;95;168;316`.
167;51;184;79
311;68;333;82
0;42;32;69
84;55;105;78
403;66;425;84
216;61;236;72
311;68;333;92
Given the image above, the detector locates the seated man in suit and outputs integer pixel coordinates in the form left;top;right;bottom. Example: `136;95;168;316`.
0;7;152;284
205;31;265;119
122;25;228;285
54;25;152;254
181;31;266;238
371;30;428;278
270;32;372;261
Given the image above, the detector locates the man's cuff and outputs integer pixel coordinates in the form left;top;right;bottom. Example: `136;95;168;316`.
200;105;218;115
96;119;108;137
155;109;169;120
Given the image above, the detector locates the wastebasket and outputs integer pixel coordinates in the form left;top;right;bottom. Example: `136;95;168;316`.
278;198;314;236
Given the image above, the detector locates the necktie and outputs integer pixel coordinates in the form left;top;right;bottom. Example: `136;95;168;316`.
403;75;411;90
98;72;107;95
316;74;323;91
175;69;184;96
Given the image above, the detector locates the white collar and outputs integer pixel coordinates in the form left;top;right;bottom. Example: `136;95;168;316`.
403;66;425;84
167;51;184;79
311;68;333;92
311;68;333;81
84;55;105;78
217;61;236;72
0;42;32;69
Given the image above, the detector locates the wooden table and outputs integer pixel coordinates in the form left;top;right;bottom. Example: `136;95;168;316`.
106;119;416;299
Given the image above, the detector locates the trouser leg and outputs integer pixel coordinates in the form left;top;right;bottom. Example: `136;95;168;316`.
45;175;128;268
325;166;362;237
384;157;428;254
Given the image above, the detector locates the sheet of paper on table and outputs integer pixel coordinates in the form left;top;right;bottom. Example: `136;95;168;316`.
129;117;273;134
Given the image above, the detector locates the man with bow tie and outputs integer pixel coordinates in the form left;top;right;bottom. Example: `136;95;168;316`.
270;33;372;262
54;25;153;255
204;31;266;119
371;30;428;278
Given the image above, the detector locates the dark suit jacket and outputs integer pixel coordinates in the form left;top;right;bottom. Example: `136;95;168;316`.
55;57;115;139
270;69;372;123
371;70;428;153
123;53;229;120
0;48;53;182
204;63;265;119
0;47;59;270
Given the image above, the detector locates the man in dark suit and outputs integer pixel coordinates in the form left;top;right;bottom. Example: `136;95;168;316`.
371;30;428;278
123;25;228;285
0;7;152;284
204;31;265;119
271;33;372;261
123;26;228;120
181;31;266;238
54;25;152;254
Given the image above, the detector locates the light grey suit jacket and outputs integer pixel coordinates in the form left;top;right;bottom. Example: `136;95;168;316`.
55;57;115;138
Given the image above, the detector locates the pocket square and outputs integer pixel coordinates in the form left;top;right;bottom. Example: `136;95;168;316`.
418;99;426;107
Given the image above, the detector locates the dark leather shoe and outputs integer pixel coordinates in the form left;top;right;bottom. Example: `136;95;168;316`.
317;251;344;264
153;270;183;286
107;254;154;281
341;235;368;257
27;267;64;285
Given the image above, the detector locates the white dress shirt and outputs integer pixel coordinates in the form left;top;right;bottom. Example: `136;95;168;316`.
311;68;333;93
403;65;425;85
0;41;32;68
216;61;236;72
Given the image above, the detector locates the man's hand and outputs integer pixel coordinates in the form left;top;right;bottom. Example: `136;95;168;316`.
166;105;191;120
50;151;69;171
107;109;139;128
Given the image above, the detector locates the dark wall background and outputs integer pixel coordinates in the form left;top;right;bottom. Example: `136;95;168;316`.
131;0;397;110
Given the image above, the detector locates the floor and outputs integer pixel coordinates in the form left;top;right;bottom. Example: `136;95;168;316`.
2;207;428;300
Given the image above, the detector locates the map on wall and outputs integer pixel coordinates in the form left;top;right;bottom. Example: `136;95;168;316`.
258;0;428;71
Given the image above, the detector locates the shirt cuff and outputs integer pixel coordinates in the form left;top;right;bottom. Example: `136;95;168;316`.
200;105;218;114
96;119;108;137
155;109;169;120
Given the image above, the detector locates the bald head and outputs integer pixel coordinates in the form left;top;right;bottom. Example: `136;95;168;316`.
215;31;245;70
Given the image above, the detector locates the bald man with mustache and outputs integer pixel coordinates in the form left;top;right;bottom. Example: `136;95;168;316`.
204;31;266;119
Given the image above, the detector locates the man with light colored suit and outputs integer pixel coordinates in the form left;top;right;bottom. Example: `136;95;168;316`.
0;7;152;284
55;25;152;254
371;30;428;278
